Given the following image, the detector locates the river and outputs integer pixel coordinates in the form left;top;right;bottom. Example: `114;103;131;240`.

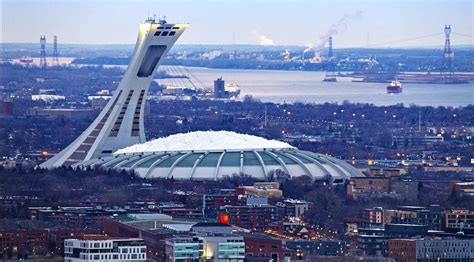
176;67;473;107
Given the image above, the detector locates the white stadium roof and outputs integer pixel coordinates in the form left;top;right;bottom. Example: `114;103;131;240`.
114;131;294;155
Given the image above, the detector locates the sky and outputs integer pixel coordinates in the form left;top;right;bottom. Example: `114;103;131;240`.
1;0;473;48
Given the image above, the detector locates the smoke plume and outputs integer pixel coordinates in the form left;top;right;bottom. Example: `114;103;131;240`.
304;11;362;53
258;34;276;46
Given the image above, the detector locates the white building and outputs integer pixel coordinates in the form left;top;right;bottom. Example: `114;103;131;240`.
64;236;147;262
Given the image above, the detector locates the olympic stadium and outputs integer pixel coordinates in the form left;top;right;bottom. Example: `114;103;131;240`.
40;19;363;183
74;131;363;182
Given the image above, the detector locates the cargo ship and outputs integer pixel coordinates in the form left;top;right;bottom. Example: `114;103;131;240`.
19;57;33;63
387;80;402;94
323;75;337;82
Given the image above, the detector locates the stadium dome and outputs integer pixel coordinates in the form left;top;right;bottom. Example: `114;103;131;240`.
74;131;363;182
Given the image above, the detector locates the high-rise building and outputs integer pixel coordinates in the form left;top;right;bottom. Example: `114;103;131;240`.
40;18;188;168
214;77;225;98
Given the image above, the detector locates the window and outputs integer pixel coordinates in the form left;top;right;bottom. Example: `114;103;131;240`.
172;26;180;29
154;31;161;36
161;31;169;36
165;27;171;29
169;31;176;36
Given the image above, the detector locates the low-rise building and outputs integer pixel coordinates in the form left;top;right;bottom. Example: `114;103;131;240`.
445;209;474;233
392;135;444;148
238;232;297;262
276;199;310;219
219;204;278;231
285;239;347;259
365;168;403;178
51;229;102;255
165;236;202;261
64;235;147;262
35;206;128;230
388;238;474;262
203;192;238;217
357;224;429;257
0;229;48;259
384;208;418;225
165;234;245;262
414;205;444;231
362;207;384;225
391;176;419;202
27;107;96;119
451;181;474;198
363;205;445;231
347;177;391;199
236;182;283;198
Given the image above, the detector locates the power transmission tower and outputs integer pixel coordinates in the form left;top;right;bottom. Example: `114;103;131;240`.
441;25;454;79
40;36;47;68
53;35;59;66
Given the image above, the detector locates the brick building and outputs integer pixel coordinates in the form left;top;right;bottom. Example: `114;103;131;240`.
0;229;48;259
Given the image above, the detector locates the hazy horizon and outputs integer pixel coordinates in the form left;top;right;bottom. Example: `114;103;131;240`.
2;0;473;49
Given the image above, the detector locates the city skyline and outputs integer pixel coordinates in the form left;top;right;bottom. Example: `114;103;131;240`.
1;1;474;261
2;0;473;48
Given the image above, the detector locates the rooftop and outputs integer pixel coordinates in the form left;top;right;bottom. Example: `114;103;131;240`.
114;131;294;155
